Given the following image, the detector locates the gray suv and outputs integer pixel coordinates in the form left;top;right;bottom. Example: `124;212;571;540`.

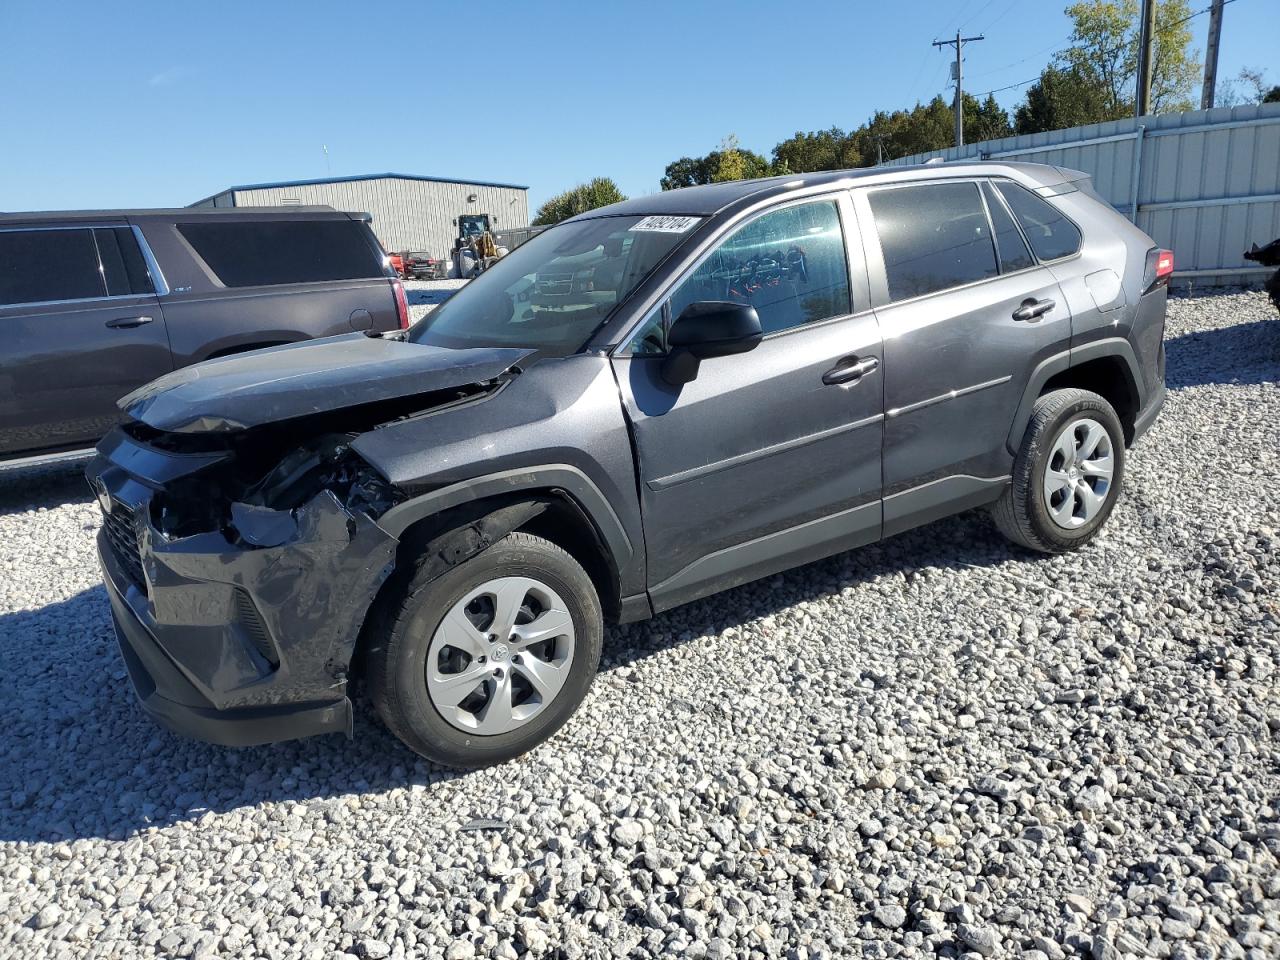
88;162;1169;767
1;207;406;463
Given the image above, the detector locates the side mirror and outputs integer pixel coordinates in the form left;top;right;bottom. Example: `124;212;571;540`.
661;301;763;386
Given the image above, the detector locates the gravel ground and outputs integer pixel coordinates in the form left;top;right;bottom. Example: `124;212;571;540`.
405;278;467;324
1;291;1277;960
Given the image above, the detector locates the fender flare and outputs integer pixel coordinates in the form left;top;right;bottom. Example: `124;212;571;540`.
1006;338;1146;455
376;464;634;569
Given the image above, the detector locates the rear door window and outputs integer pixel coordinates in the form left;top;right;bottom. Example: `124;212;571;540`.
0;229;106;306
177;219;384;287
981;183;1035;274
993;181;1081;261
868;181;998;302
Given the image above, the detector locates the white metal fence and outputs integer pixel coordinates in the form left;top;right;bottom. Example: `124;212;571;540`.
883;102;1280;286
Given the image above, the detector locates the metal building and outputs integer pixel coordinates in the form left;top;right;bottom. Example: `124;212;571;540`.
190;173;529;260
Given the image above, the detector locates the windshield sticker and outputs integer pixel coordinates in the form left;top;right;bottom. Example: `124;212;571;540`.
629;215;701;234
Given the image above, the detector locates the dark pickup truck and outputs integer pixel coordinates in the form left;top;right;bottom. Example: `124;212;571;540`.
0;206;408;464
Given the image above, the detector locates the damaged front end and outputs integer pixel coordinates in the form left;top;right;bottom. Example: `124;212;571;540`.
88;419;408;747
88;335;535;747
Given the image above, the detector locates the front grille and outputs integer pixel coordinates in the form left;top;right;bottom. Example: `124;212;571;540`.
103;502;146;589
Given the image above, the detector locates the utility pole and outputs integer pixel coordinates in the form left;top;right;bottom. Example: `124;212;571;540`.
1201;0;1225;109
933;31;984;148
1135;0;1156;117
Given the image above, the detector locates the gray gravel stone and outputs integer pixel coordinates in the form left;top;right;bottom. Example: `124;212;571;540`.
1;291;1278;959
872;904;907;928
611;820;645;847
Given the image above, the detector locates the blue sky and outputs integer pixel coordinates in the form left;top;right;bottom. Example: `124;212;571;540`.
0;0;1273;213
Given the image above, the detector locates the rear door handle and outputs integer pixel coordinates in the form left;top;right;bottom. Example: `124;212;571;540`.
1012;298;1055;322
105;316;155;329
822;355;879;386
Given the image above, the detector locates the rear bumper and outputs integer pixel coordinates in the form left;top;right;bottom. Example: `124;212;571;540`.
1132;379;1165;445
99;529;353;747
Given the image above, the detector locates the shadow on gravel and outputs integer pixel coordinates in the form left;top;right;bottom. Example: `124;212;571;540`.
0;461;92;516
0;585;470;844
1164;317;1280;388
405;287;458;308
0;508;1017;844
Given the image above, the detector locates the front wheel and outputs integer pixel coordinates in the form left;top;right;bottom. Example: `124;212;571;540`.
991;388;1126;553
366;532;602;767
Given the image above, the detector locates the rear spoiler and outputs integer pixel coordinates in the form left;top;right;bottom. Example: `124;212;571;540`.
1036;165;1093;198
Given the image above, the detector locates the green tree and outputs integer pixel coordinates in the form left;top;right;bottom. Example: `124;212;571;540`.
532;177;626;226
772;127;863;173
1059;0;1136;115
659;137;773;190
766;94;1009;172
712;134;748;182
1221;67;1278;106
1147;0;1199;111
659;156;714;190
967;93;1015;143
1058;0;1200;116
1015;66;1118;134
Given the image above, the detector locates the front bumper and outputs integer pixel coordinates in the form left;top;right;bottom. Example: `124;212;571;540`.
99;529;355;746
88;430;398;748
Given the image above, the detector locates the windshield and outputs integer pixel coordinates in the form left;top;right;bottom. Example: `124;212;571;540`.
408;215;696;354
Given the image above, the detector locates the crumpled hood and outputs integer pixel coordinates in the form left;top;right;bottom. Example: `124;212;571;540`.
121;333;533;433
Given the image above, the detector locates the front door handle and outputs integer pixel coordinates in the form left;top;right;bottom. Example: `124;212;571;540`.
105;316;155;329
822;355;879;386
1012;298;1055;322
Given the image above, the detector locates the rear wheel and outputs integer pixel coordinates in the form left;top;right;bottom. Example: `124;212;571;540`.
366;532;602;767
991;388;1126;553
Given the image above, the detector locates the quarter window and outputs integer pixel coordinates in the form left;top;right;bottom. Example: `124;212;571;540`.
667;200;851;336
94;228;155;296
994;180;1081;261
869;182;998;302
177;220;384;287
982;183;1035;274
0;229;106;306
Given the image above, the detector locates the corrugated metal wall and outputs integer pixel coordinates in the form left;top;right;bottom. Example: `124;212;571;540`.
884;103;1280;285
222;177;529;260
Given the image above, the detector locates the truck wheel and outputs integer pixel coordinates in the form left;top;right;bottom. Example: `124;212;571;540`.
991;388;1126;554
366;532;602;768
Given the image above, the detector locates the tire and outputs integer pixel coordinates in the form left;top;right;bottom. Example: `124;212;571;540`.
366;532;602;768
991;388;1126;554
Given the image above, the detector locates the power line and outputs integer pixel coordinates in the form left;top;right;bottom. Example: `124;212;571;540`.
972;76;1040;98
960;0;1001;31
1168;0;1237;30
967;34;1074;79
934;0;1247;109
904;38;940;106
966;0;1244;90
947;0;982;34
973;0;1021;35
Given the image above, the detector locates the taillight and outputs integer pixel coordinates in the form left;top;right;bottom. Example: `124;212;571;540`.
392;279;410;329
1143;247;1174;292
